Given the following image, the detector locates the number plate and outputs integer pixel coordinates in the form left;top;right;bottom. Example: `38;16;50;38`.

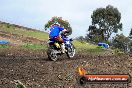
66;41;70;44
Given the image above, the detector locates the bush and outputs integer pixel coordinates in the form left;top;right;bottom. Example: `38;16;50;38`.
114;48;124;55
97;46;104;49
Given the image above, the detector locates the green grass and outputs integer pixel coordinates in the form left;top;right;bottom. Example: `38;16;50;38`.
73;40;97;50
15;80;26;88
0;45;9;48
21;43;47;49
73;40;106;54
73;40;115;56
113;48;125;55
0;23;48;40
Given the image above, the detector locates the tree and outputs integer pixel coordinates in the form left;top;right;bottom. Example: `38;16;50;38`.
112;34;130;52
86;25;106;43
88;5;122;42
129;28;132;38
76;36;85;43
129;41;132;52
44;16;72;35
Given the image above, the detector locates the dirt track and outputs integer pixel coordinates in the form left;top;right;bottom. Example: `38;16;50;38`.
0;49;132;88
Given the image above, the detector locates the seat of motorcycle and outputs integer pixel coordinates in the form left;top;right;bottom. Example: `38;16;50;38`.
49;39;60;43
49;38;55;41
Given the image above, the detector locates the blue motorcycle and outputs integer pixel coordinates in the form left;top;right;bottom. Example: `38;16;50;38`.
47;32;75;61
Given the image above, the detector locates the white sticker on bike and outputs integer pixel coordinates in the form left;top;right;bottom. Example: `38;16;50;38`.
66;41;70;44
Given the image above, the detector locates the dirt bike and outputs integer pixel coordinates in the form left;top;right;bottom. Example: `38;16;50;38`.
47;33;75;61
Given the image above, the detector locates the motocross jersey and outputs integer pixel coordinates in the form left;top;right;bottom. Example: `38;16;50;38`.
49;25;64;38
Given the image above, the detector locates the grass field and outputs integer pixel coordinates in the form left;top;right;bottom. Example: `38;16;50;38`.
0;45;9;49
21;43;47;50
72;40;114;55
0;23;48;40
73;40;97;50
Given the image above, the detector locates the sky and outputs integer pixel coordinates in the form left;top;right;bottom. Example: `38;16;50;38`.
0;0;132;38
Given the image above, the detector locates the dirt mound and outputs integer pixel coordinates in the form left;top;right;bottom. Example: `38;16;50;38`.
0;48;131;88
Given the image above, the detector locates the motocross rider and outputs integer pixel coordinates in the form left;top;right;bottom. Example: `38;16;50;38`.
49;23;68;53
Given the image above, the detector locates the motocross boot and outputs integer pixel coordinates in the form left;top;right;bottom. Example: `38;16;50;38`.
61;43;66;54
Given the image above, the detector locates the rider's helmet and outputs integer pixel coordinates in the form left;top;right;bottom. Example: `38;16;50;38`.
61;29;70;37
51;22;60;27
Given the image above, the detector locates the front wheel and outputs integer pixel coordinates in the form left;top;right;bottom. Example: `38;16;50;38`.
66;44;75;58
47;47;58;61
